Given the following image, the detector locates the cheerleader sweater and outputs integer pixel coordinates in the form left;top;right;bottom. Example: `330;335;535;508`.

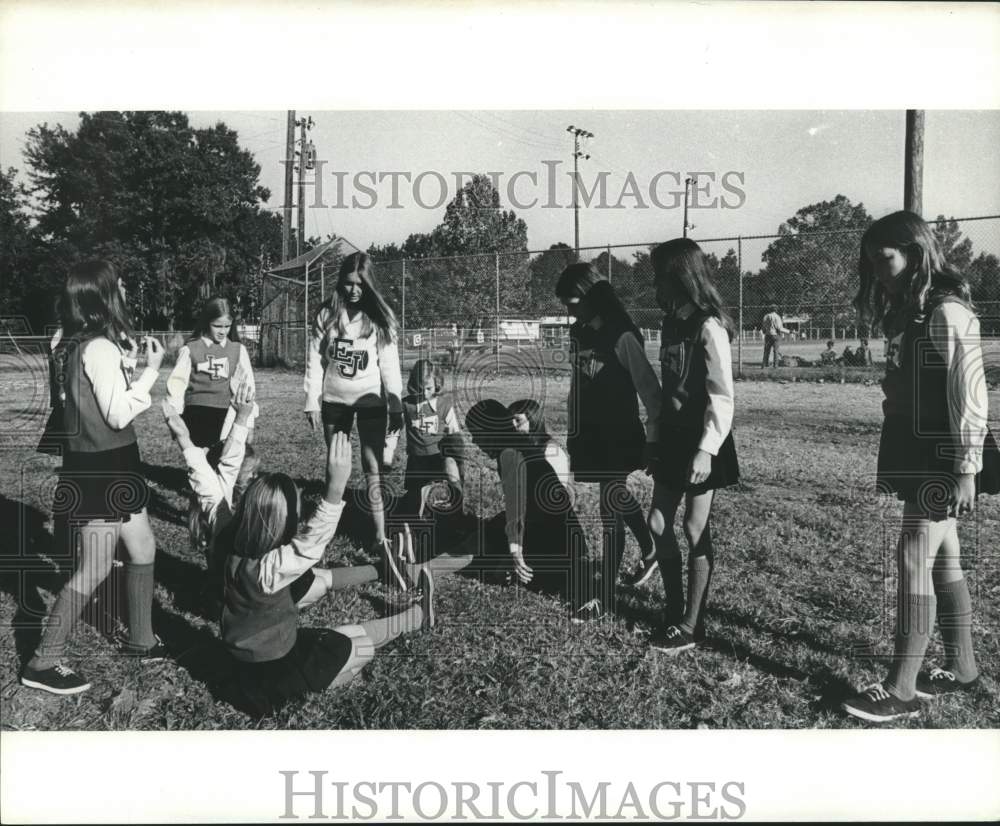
304;307;403;413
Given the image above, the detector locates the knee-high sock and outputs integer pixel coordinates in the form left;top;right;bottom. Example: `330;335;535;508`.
658;554;685;628
680;554;713;637
935;578;978;682
885;593;936;701
124;562;157;650
29;586;89;670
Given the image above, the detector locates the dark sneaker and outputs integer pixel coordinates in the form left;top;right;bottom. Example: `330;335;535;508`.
649;625;698;655
21;663;91;695
571;598;603;624
623;554;659;587
915;668;980;699
375;539;408;591
840;684;922;723
419;567;435;630
117;635;170;664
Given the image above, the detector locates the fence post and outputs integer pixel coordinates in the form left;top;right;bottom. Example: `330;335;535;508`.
495;251;501;372
402;258;407;343
320;261;325;305
607;244;612;284
737;236;744;379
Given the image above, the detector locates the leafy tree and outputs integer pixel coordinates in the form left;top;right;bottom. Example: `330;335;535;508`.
0;167;42;329
22;111;281;329
932;215;974;272
759;195;872;315
528;242;577;314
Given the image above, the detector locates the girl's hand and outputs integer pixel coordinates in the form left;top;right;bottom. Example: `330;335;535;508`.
388;411;404;435
509;544;533;584
951;473;976;517
688;449;712;486
144;336;164;371
233;381;255;424
325;431;352;502
305;410;321;431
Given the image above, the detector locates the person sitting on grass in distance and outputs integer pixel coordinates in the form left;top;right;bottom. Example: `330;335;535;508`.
820;340;838;366
163;397;437;718
855;336;874;367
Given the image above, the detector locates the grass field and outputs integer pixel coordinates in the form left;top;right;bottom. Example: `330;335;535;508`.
1;360;999;731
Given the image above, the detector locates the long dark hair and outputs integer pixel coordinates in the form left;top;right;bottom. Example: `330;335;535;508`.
650;238;735;340
59;259;134;346
465;399;521;460
508;398;552;457
315;252;398;346
555;263;643;344
406;358;444;398
191;296;241;343
854;210;971;336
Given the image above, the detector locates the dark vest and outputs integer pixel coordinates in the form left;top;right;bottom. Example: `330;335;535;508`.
221;551;299;663
185;338;241;409
569;320;642;433
58;335;138;454
658;310;713;432
404;393;455;456
882;294;961;442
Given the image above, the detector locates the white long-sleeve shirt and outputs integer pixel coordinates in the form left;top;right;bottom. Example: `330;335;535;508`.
81;337;159;431
614;330;662;444
929;301;988;474
183;422;345;592
304;307;403;413
698;315;736;456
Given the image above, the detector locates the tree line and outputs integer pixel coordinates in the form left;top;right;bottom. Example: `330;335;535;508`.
3;112;998;336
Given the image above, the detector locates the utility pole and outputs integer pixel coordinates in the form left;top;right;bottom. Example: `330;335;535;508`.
282;111;295;263
567;125;593;254
904;110;924;216
295;115;315;258
683;176;695;238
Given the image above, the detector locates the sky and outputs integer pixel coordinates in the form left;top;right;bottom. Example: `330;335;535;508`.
2;109;999;265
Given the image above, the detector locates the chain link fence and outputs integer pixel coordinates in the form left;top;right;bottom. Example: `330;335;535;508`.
258;215;1000;375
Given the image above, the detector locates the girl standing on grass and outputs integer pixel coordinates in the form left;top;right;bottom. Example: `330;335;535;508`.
841;210;999;723
164;396;434;719
399;358;466;520
167;297;257;448
304;252;403;571
555;264;662;614
646;239;739;654
20;260;166;696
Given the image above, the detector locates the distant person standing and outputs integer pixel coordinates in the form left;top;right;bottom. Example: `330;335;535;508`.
760;306;787;368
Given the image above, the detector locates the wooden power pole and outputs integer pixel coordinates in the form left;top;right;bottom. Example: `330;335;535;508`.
904;110;924;216
282;110;295;262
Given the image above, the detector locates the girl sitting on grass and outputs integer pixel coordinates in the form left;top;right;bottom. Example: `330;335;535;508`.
163;393;433;718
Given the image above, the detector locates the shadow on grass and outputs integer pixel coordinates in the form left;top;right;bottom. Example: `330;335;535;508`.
0;494;130;665
141;461;189;497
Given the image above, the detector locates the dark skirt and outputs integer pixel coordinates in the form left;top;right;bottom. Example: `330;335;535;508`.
182;405;230;449
232;627;355;718
652;426;740;494
56;441;148;523
567;419;645;482
877;416;1000;517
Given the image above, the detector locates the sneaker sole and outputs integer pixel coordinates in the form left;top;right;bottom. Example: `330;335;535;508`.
840;703;921;723
649;641;697;656
420;569;435;630
20;676;91;695
381;547;408;591
625;560;659;587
